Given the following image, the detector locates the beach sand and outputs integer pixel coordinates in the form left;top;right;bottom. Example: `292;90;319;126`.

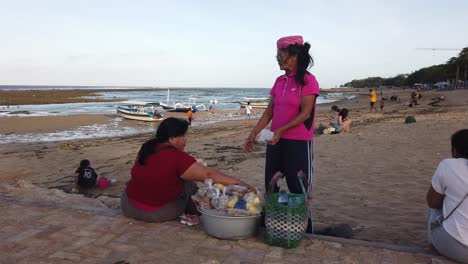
1;88;467;250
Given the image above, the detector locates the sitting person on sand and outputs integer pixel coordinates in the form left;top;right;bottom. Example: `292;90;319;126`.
333;108;352;133
426;129;468;263
75;159;98;189
121;117;255;225
326;105;340;126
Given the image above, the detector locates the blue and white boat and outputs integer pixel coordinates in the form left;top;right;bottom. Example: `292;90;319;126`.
116;101;164;122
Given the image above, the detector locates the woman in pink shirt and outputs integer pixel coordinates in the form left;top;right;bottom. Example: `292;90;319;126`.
244;35;319;233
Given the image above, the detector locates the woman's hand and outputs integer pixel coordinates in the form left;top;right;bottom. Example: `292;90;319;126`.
269;128;285;145
243;131;257;152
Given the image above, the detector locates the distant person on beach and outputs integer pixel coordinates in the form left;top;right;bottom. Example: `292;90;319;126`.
380;99;385;112
416;88;422;100
75;159;98;189
245;102;252;119
410;91;419;106
369;88;378;112
243;35;319;233
333;108;352;133
187;109;193;127
326;105;340;126
426;129;468;263
121;117;255;224
322;108;351;134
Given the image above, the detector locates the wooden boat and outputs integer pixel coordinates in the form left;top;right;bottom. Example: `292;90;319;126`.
239;97;270;109
116;101;164;122
160;95;206;113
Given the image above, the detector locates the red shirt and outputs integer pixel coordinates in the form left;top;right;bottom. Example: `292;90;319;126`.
126;144;196;208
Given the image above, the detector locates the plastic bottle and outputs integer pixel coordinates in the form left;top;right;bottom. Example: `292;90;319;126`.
288;196;303;206
278;190;289;205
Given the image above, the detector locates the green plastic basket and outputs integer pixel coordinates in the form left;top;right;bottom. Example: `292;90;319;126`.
264;172;309;248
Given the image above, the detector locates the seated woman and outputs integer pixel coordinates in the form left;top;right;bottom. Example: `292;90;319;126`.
326;105;340;126
121;117;255;224
332;108;352;133
426;129;468;263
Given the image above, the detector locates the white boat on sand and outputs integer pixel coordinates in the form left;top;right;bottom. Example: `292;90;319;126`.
160;89;206;112
239;97;270;109
117;101;164;122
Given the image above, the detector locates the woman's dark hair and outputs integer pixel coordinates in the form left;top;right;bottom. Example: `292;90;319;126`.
285;42;314;85
137;117;189;165
331;105;340;112
339;108;349;120
79;159;90;168
451;129;468;159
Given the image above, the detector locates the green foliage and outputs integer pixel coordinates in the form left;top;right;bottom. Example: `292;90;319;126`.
343;47;468;87
344;77;385;88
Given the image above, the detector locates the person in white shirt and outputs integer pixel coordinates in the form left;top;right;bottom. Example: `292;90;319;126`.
245;102;253;119
426;129;468;263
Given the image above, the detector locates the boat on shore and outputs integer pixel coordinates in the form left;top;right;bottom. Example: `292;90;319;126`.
160;91;206;113
116;101;164;122
239;97;270;109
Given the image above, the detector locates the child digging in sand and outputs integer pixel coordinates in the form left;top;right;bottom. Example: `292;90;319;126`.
75;159;98;189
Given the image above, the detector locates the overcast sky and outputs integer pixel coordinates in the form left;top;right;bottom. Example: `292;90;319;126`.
1;0;467;88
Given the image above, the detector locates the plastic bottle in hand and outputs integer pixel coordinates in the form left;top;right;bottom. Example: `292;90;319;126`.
278;190;289;206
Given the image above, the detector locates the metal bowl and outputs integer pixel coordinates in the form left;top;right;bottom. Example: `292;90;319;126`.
199;208;261;240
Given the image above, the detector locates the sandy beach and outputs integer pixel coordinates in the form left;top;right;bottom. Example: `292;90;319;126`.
1;88;467;250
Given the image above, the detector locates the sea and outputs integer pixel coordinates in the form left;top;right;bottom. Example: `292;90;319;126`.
0;86;354;143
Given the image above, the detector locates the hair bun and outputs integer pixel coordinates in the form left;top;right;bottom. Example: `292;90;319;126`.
303;42;311;52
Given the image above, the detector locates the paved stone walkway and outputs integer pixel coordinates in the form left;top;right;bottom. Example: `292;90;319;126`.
0;198;456;264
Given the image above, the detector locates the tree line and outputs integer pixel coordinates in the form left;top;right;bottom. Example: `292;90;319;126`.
342;47;468;88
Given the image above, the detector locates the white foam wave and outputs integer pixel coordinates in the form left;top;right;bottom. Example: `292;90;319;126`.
0;118;154;144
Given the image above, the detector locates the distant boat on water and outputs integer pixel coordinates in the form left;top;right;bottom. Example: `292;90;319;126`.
116;101;164;122
239;97;270;109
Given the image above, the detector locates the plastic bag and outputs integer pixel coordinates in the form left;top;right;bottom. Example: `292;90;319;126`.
257;129;274;142
210;188;221;208
226;185;249;196
227;195;239;208
244;192;257;204
206;179;217;199
217;187;229;209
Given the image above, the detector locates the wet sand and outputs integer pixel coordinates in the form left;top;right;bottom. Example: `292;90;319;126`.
1;88;467;248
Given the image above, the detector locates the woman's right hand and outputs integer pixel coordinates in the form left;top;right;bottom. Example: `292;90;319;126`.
243;132;256;152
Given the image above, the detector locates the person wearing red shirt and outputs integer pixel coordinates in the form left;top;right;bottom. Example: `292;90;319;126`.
121;117;255;223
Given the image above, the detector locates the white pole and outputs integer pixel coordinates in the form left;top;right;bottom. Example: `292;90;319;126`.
167;89;169;105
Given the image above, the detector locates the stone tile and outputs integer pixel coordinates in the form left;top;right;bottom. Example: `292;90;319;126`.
74;244;112;259
0;198;456;264
107;241;140;252
6;229;42;243
48;251;82;262
91;233;119;246
62;236;97;251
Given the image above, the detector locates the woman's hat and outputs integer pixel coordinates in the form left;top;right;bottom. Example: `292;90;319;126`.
277;35;303;49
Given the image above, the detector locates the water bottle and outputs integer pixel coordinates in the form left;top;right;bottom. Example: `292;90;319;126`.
278;190;289;205
288;196;303;206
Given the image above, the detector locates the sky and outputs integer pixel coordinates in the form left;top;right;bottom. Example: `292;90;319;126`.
1;0;467;88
